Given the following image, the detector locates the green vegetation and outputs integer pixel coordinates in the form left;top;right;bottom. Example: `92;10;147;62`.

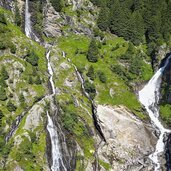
84;80;96;100
31;0;43;38
1;66;9;80
14;1;21;26
7;101;17;112
26;51;39;66
99;160;111;171
0;7;48;170
0;87;7;101
86;65;95;80
97;70;106;83
58;33;151;118
87;39;99;63
0;13;6;25
160;104;171;126
50;0;63;12
91;0;171;57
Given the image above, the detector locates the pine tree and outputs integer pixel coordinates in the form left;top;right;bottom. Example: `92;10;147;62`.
50;0;63;12
87;39;99;63
128;11;145;45
109;0;131;39
97;6;110;31
86;65;95;80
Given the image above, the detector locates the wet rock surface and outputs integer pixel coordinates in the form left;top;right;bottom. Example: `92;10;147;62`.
96;105;156;171
165;133;171;171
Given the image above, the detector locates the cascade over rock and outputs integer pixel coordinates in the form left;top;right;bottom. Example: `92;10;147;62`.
139;56;171;170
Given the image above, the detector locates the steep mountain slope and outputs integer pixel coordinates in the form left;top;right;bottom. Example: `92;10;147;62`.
0;0;171;171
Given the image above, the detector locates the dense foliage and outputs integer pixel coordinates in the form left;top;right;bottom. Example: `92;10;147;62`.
92;0;171;55
50;0;63;12
87;39;99;62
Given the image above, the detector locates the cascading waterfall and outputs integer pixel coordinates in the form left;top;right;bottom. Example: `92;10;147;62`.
25;0;66;169
25;0;39;41
25;0;32;38
139;56;171;171
46;51;66;171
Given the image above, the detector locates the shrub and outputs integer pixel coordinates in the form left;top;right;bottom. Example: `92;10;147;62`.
87;39;99;63
35;76;42;84
0;87;7;101
62;111;78;131
19;93;25;103
14;2;21;26
97;71;107;83
0;110;4;127
84;80;96;99
1;66;9;80
26;51;39;66
0;13;7;25
86;65;95;80
50;0;63;12
7;101;17;112
9;43;16;54
110;64;128;80
0;39;7;50
28;76;33;84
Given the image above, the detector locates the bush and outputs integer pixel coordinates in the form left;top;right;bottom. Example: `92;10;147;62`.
0;13;7;25
0;39;7;50
62;111;78;131
19;93;25;103
9;43;16;54
87;39;99;63
35;76;42;84
50;0;63;12
0;110;4;127
0;87;7;101
84;80;96;99
14;2;21;26
86;65;95;80
1;66;9;80
7;101;17;112
97;71;107;83
110;64;127;80
0;78;7;88
28;76;33;84
26;51;39;66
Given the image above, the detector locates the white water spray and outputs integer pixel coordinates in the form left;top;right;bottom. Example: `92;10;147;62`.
139;56;171;170
25;0;39;41
46;51;66;171
46;51;55;94
25;0;32;38
24;0;65;169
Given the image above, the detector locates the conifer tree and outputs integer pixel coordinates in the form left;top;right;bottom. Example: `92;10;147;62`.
97;6;110;31
87;39;99;63
86;65;95;80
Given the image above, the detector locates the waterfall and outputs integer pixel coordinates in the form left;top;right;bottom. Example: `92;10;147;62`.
25;0;39;41
25;0;32;38
46;51;56;94
139;56;171;171
46;51;67;171
47;111;66;171
24;0;66;169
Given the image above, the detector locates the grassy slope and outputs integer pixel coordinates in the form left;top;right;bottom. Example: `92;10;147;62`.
0;7;48;170
46;2;153;169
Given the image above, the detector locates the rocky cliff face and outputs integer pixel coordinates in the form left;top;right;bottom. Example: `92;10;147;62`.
0;0;168;170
